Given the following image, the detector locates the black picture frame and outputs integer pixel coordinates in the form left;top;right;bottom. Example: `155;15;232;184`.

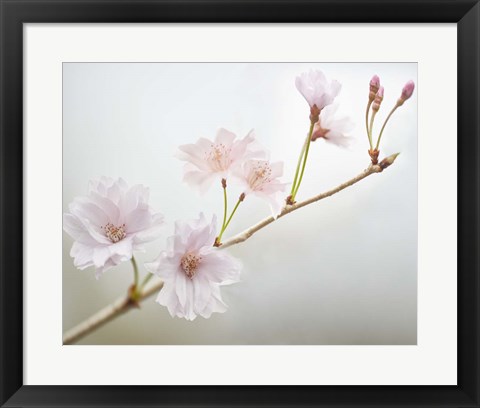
1;0;479;407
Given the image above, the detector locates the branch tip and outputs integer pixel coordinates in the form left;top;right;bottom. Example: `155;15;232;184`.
379;153;400;170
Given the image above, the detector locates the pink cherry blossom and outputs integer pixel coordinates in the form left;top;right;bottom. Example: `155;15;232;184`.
311;104;354;148
145;214;241;320
295;69;342;110
176;128;264;193
63;177;164;278
234;159;287;218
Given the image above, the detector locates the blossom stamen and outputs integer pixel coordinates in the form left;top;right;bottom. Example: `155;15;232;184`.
103;223;126;243
247;161;272;191
180;253;202;279
204;143;233;172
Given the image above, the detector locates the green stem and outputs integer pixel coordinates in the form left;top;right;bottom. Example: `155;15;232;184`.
292;122;315;201
217;196;243;243
368;110;377;148
222;183;228;231
375;105;398;151
131;256;139;288
290;136;309;196
129;256;141;301
139;272;153;291
366;100;373;149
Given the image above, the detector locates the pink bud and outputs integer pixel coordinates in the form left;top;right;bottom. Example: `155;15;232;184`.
369;75;380;101
370;75;380;90
397;80;415;106
401;80;415;99
372;86;384;111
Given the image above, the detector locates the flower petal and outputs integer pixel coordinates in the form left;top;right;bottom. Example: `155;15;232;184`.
175;271;188;308
183;169;218;194
215;128;237;146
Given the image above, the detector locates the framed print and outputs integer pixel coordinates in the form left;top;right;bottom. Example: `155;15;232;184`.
1;0;479;407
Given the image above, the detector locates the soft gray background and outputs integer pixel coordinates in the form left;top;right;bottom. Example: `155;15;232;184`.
63;62;417;345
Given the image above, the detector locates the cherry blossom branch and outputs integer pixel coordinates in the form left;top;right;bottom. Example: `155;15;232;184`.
63;162;390;345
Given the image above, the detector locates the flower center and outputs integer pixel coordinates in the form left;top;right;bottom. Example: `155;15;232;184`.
248;161;272;191
180;253;202;279
103;223;126;243
205;143;232;172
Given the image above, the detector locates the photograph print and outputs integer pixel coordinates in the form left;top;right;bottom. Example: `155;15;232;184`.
62;62;417;345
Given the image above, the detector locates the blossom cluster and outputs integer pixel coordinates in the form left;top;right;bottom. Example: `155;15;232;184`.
176;128;286;218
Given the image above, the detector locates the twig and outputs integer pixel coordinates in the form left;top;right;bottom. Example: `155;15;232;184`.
63;281;163;345
222;164;382;248
63;164;383;345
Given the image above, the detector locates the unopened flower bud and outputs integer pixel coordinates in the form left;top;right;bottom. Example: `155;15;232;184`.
372;86;384;112
369;75;380;101
397;81;415;106
379;153;400;170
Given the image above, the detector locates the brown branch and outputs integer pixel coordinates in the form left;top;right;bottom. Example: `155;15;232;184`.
63;164;384;345
63;281;163;345
221;164;382;248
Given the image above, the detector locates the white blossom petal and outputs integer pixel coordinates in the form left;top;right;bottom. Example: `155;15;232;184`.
70;242;94;269
296;69;341;110
313;104;354;148
215;128;237;146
